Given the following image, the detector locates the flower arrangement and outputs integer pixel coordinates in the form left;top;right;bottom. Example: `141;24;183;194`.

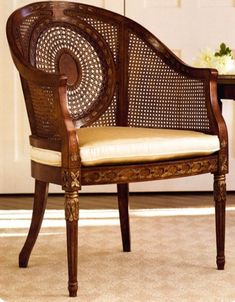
194;43;235;74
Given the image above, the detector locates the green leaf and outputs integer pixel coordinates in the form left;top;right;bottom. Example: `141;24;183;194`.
221;43;226;52
214;42;232;57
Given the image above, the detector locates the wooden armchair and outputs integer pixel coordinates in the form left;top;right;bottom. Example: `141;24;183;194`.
6;1;228;297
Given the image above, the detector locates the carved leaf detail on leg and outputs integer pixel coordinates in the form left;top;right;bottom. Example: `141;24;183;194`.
65;191;79;222
214;174;226;203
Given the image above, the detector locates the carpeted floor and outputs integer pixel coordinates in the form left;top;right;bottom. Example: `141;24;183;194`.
1;208;235;301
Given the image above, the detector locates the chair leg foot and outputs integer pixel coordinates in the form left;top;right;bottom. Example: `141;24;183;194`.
68;282;78;297
65;191;79;297
117;183;131;252
19;180;49;268
19;256;29;268
217;256;225;270
19;258;28;268
214;174;226;270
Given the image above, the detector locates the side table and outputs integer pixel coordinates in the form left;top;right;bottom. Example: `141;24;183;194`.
218;75;235;104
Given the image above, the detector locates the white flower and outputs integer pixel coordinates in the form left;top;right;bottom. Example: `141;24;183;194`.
193;47;235;74
194;48;215;68
212;55;234;74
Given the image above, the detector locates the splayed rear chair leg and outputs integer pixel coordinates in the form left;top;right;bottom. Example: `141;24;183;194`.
117;183;131;252
19;180;49;267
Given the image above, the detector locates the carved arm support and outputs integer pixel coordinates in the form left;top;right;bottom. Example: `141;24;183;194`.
15;56;81;189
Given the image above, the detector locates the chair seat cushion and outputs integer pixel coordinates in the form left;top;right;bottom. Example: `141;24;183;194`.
30;127;220;167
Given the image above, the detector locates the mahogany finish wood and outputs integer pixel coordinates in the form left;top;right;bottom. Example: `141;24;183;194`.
65;191;79;296
117;183;130;252
6;1;228;297
218;75;235;100
214;174;226;270
19;180;49;267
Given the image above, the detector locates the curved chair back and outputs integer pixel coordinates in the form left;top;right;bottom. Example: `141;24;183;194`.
7;1;213;137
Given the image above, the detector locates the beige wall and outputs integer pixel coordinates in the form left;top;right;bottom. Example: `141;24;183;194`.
1;0;235;192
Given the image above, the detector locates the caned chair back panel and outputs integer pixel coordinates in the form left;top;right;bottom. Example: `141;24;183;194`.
127;31;210;131
30;19;116;127
7;1;213;139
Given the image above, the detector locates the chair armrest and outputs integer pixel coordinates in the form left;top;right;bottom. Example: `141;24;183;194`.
154;41;225;136
154;54;228;171
127;22;227;151
178;64;228;157
160;43;227;141
57;82;81;169
18;61;81;170
163;60;228;160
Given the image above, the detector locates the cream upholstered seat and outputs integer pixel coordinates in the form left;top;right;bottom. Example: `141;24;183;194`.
31;127;220;167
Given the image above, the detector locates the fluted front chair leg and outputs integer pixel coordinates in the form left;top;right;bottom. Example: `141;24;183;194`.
214;174;226;270
117;183;131;252
19;180;49;267
65;191;79;297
